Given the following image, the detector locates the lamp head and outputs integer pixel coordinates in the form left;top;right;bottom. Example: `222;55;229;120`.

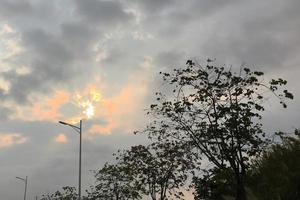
59;121;68;125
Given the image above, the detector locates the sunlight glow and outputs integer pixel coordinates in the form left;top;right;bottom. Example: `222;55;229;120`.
74;89;102;119
81;101;95;119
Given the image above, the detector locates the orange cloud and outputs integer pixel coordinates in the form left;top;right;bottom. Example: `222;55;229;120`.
0;133;27;148
12;59;152;138
86;62;152;136
100;83;146;133
54;134;68;143
31;90;70;121
88;124;116;136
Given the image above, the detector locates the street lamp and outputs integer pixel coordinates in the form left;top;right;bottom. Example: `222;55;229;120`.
59;120;82;200
16;176;28;200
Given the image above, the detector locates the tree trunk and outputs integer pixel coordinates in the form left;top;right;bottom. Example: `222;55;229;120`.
235;174;247;200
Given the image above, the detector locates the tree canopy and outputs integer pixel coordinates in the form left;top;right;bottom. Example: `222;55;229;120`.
249;130;300;200
144;60;293;199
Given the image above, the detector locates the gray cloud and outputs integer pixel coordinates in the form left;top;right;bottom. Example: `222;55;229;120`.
1;0;300;200
60;22;99;56
75;0;134;25
23;29;74;65
0;0;33;18
0;106;13;121
128;0;174;14
0;119;146;199
0;0;138;105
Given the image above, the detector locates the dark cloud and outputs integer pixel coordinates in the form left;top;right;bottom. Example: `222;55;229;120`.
155;51;187;69
2;61;75;105
194;0;300;71
75;0;134;25
0;106;13;121
23;29;73;65
0;0;33;18
1;26;91;104
60;22;99;56
129;0;174;14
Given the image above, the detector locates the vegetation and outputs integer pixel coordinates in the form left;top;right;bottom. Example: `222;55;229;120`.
40;186;78;200
144;60;293;199
249;130;300;200
88;163;140;200
40;59;295;200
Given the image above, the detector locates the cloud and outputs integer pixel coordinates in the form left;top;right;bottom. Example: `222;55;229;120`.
90;58;153;135
54;134;68;143
0;26;85;105
0;0;300;199
0;133;27;148
127;0;174;15
0;23;24;71
75;0;134;26
29;90;70;121
60;22;99;58
0;106;13;121
0;0;33;18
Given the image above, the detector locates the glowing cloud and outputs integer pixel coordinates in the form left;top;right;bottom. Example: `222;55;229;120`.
0;133;27;148
30;90;70;121
73;85;102;119
54;134;68;143
86;58;153;135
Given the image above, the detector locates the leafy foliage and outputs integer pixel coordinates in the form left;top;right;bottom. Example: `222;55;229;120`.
249;130;300;200
144;60;293;199
193;168;236;200
117;143;196;200
40;186;79;200
91;163;141;200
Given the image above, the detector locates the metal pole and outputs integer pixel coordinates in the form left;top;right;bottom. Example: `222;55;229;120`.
79;120;82;200
24;176;27;200
58;120;82;200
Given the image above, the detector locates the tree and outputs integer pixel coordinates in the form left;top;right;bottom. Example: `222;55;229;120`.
193;168;236;200
249;130;300;200
118;143;196;200
144;60;293;200
91;163;141;200
40;186;79;200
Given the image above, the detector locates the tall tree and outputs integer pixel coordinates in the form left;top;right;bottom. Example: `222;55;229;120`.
144;60;293;200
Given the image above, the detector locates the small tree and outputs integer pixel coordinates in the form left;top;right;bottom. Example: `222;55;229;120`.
118;143;196;200
92;163;141;200
144;60;293;200
40;186;79;200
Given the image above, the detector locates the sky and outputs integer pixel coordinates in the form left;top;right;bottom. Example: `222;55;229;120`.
0;0;300;199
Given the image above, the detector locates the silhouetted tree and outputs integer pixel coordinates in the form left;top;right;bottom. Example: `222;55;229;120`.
143;60;293;200
193;168;236;200
40;186;80;200
91;163;141;200
118;143;196;200
249;130;300;200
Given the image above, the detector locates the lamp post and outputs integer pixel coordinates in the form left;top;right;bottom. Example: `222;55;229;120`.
59;120;82;200
16;176;28;200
